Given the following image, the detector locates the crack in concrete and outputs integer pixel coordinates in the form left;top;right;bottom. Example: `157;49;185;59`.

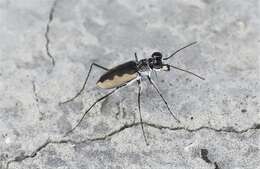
200;149;211;163
5;123;136;169
145;122;260;134
5;122;260;169
200;149;220;169
32;81;44;119
214;162;220;169
45;0;58;67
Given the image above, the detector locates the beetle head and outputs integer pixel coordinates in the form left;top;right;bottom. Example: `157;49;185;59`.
150;52;163;70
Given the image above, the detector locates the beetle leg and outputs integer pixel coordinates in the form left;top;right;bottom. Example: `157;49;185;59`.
147;76;180;123
137;80;149;145
134;53;138;62
60;63;109;104
64;84;126;136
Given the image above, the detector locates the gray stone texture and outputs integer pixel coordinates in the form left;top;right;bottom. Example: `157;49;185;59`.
0;0;259;169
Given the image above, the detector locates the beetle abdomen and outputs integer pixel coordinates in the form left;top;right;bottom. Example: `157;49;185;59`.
97;61;138;89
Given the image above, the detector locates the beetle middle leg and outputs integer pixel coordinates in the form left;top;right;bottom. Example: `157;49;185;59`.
147;76;180;123
137;79;149;145
60;63;109;104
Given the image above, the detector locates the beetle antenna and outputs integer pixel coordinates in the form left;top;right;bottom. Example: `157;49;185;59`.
163;41;197;60
168;65;205;80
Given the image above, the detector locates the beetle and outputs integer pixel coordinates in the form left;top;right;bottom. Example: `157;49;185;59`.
61;42;204;145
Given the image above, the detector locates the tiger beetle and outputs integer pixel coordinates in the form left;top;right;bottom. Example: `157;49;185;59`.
61;41;205;145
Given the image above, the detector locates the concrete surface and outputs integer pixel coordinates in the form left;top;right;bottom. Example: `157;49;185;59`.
0;0;259;169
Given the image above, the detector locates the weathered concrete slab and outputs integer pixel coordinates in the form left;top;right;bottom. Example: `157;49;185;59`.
0;0;259;169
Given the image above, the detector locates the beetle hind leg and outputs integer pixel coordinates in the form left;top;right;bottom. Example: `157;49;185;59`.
60;63;109;104
64;84;126;136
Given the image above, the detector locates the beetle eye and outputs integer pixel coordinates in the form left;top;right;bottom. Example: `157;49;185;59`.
152;52;162;58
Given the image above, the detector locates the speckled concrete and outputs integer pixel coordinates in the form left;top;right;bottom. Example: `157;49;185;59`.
0;0;259;169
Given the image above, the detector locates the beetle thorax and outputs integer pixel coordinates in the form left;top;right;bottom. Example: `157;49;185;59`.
137;59;151;72
137;57;163;73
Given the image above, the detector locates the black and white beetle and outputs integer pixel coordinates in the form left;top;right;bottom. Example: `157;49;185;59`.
61;42;205;145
